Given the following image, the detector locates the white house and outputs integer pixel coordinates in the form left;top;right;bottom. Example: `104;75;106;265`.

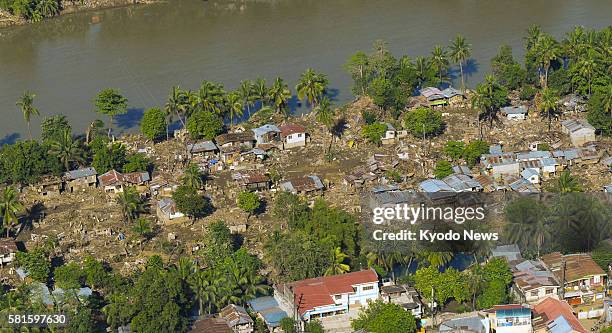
274;269;379;322
156;198;185;224
279;123;307;149
521;168;540;184
502;106;528;120
512;259;560;304
489;305;532;333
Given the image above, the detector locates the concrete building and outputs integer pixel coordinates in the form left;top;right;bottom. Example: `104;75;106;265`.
187;141;218;158
251;124;281;146
215;132;256;149
0;240;17;266
98;170;150;194
488;305;532;333
156;198;185;224
64;167;97;192
560;119;596;147
502;106;528;120
532;297;587;333
279;123;307;149
512;259;560;304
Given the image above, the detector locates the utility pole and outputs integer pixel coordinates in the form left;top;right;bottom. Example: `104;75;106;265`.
559;260;566;300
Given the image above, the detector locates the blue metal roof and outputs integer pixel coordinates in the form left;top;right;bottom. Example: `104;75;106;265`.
65;167;97;180
496;307;531;318
419;179;454;192
252;124;281;137
521;168;539;179
247;296;288;328
548;315;573;333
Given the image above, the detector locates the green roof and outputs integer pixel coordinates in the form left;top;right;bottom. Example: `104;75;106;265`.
429;100;448;106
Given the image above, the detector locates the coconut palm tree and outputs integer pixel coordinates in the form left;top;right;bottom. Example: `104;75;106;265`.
430;45;449;84
165;86;187;128
197;81;226;115
296;68;328;108
253;78;269;108
48;129;85;171
537;87;560;131
524;24;543;51
182;163;204;190
268;77;291;116
563;26;587;64
238;271;270;304
325;247;350;276
504;197;550;257
602;84;612;117
85;119;105;145
553;170;582;193
175;256;196;282
575;50;597;95
237;80;255;117
449;35;472;91
314;96;335;153
132;217;152;251
535;34;560;88
225;91;244;127
16;91;40;140
414;56;430;88
417;251;454;269
116;187;144;225
1;187;23;238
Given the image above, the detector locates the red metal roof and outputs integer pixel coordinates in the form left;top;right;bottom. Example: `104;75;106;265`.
279;123;306;138
533;297;587;333
287;270;378;315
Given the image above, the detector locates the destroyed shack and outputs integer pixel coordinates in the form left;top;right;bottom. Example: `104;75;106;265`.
252;124;281;146
156;197;186;224
32;176;63;197
0;239;18;266
64;167;97;192
99;169;150;194
219;304;254;333
279;175;324;196
232;171;270;191
215;132;256;149
187;140;218;158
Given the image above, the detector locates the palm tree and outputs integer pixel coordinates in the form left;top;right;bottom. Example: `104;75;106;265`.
535;34;560;88
116;187;144;225
132;217;152;251
414;56;430;88
325;247;350;276
268;77;291;116
575;50;597;95
175;256;196;282
449;34;472;91
237;80;255;117
165;86;187;128
85;119;105;145
602;84;612;117
430;45;449;84
16;91;40;140
197;81;226;115
296;68;328;108
48;129;85;170
524;24;543;51
35;0;59;17
554;170;582;193
417;251;454;268
182;163;204;190
314;96;335;153
238;271;270;304
253;78;269;108
537;88;560;131
505;197;550;257
225;91;244;127
563;26;587;64
1;187;23;238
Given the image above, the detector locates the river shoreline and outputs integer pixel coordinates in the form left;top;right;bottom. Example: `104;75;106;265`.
0;0;158;29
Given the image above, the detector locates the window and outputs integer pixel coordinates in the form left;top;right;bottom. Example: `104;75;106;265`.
298;133;303;138
594;275;601;284
545;288;554;294
334;295;342;300
530;290;539;297
362;285;374;291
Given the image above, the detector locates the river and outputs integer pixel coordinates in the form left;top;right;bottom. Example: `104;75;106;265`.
1;0;611;142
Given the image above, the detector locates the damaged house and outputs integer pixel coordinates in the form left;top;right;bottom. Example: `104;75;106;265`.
279;175;324;196
98;169;150;195
232;171;270;191
64;167;97;192
560;119;596;147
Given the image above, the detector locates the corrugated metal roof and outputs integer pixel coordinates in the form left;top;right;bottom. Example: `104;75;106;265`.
187;140;217;153
419;179;454;192
252;124;281;136
65;167;97;180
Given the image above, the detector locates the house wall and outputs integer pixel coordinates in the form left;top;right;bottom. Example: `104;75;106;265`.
507;114;526;120
522;286;559;303
284;133;306;148
1;253;16;264
570;130;595;147
492;163;520;177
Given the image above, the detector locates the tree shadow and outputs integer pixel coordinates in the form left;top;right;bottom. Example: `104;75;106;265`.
19;202;46;234
463;58;480;80
115;108;144;131
332;117;348;139
0;133;20;146
325;88;340;103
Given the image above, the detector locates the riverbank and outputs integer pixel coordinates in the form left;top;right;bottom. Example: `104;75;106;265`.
0;0;157;29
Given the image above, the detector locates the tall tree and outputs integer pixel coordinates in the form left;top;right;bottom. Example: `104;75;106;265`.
94;88;128;139
344;51;370;95
537;87;560;131
253;78;269;108
449;34;472;91
314;96;335;153
504;196;549;257
165;86;187;128
535;34;560;88
182;163;205;190
237;80;255;117
325;247;350;276
268;77;292;116
48;128;85;171
197;81;226;115
0;187;23;238
552;170;582;193
141;107;167;141
16;91;40;140
296;68;328;108
225;91;244;127
430;45;449;84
